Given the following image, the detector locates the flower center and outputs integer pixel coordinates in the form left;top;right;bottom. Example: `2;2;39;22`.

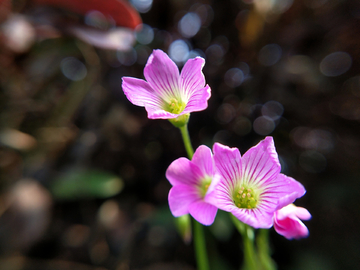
164;98;186;114
233;186;259;209
198;176;212;198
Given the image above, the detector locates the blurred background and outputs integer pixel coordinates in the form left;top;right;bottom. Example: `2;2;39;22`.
0;0;359;269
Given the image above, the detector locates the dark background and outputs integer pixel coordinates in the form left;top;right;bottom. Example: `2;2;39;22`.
0;0;360;269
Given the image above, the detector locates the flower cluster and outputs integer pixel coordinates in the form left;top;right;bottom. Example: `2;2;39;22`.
121;49;311;239
166;137;311;238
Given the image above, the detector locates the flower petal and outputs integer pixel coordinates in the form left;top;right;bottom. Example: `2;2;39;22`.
213;143;242;189
294;206;312;220
274;215;309;239
189;200;218;226
231;207;274;229
122;77;174;119
180;57;206;97
215;180;237;211
275;204;310;220
204;173;221;204
166;157;203;187
122;77;159;107
262;174;306;210
182;85;211;114
191;145;214;177
146;109;180;119
168;184;198;217
144;49;180;100
180;57;211;113
274;204;310;239
241;137;281;187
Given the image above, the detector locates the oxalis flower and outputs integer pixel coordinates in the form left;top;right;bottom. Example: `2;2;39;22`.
166;145;220;226
121;49;211;126
213;137;306;229
274;204;311;240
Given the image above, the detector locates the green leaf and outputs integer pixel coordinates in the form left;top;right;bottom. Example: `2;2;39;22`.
51;169;124;200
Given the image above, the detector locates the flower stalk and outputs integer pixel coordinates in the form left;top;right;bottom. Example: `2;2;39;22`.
257;229;276;270
194;219;210;270
178;124;210;270
179;124;194;159
231;213;258;270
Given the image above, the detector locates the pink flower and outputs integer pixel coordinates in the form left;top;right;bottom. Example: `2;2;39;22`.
213;137;306;229
166;145;220;226
121;49;211;119
274;204;311;240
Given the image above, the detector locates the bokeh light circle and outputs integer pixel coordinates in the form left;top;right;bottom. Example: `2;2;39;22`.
320;51;352;77
261;101;284;120
60;57;87;81
135;24;154;45
169;40;190;64
178;12;201;38
224;68;244;88
253;116;275;135
258;44;282;66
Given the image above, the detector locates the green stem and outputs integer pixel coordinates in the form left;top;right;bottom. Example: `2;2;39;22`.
178;124;209;270
194;220;210;270
230;214;257;270
179;124;194;159
257;229;277;270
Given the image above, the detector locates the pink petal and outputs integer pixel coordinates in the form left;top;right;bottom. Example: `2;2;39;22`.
144;49;180;100
166;157;203;187
231;207;274;229
294;206;312;220
191;145;214;177
168;185;199;217
189;200;218;226
121;77;180;119
182;85;211;114
146;109;181;119
180;57;206;96
215;180;237;211
274;204;311;239
274;215;309;239
122;77;161;107
241;137;281;187
213;143;242;189
204;173;221;203
262;174;306;210
179;57;211;113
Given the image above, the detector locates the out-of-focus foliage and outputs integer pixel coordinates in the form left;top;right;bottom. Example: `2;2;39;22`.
50;169;124;200
0;0;360;269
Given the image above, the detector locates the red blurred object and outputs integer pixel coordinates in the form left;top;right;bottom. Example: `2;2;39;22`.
32;0;142;29
0;0;11;23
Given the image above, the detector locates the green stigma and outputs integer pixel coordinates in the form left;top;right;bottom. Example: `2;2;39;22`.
164;98;186;114
233;186;259;209
198;176;212;198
